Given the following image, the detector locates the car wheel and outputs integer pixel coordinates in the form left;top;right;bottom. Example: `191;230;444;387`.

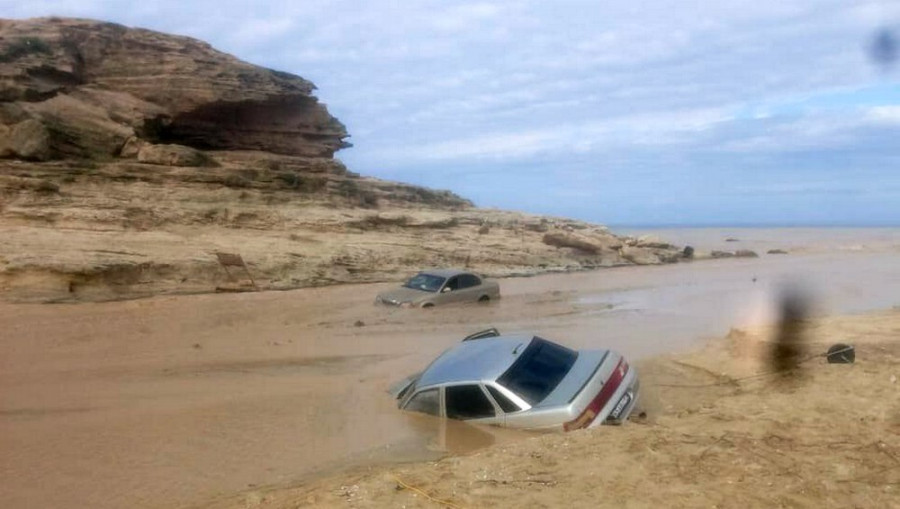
478;295;490;303
422;303;435;308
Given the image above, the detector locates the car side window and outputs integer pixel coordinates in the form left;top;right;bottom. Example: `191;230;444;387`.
404;389;440;416
444;276;459;291
486;385;521;413
445;385;495;419
458;274;481;289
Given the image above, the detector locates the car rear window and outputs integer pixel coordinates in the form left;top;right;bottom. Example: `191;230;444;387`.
496;337;577;405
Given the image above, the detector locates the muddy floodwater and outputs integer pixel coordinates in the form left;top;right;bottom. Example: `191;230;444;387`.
1;228;898;508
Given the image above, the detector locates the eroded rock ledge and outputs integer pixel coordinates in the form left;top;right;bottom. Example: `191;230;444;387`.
0;17;348;160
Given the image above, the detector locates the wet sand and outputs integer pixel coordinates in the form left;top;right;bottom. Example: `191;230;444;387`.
1;228;898;508
260;308;900;509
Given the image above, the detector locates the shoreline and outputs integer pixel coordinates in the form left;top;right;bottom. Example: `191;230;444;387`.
0;246;871;306
3;223;895;305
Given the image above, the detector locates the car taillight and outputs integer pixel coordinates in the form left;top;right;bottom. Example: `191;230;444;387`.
563;357;628;432
618;359;629;378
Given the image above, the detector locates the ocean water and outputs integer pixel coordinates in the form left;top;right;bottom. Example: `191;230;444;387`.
550;227;900;358
619;226;900;255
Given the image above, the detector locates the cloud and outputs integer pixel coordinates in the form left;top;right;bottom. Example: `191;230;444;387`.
430;2;503;33
363;106;732;163
866;105;900;124
227;17;295;48
4;0;900;224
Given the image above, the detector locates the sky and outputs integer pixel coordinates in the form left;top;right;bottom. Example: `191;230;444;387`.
4;0;900;226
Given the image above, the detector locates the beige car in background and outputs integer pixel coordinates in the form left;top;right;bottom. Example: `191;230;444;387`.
375;269;500;308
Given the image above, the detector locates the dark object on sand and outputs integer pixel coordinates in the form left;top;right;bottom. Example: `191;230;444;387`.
725;237;739;242
682;246;694;258
826;343;855;364
767;249;789;255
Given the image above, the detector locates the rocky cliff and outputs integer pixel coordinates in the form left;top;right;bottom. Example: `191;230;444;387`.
1;17;348;160
0;18;684;302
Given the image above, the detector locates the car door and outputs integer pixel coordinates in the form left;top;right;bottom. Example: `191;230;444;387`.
456;273;483;302
436;276;464;305
443;384;501;425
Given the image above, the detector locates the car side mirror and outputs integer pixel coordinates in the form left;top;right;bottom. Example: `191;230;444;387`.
441;286;452;293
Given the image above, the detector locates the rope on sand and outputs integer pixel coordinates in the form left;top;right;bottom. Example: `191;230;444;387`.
652;348;853;388
392;474;465;509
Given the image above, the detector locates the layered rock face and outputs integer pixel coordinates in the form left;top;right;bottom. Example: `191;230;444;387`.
0;18;684;303
0;17;348;160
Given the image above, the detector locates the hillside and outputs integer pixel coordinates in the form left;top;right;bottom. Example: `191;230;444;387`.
0;18;685;302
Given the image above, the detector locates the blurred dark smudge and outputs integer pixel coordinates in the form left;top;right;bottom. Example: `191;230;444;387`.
870;28;898;68
769;285;812;385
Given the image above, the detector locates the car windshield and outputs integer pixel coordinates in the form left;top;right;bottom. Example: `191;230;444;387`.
496;337;577;405
402;273;446;292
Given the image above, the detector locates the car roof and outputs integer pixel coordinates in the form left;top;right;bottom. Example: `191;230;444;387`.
416;268;472;278
417;335;534;387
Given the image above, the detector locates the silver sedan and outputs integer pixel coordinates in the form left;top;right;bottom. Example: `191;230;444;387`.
375;269;500;308
391;329;640;431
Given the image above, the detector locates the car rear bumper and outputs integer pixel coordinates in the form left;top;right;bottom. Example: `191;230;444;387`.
588;366;640;428
604;375;640;425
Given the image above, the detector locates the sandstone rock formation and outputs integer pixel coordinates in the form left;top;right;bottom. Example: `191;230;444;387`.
0;18;685;302
0;17;348;160
137;144;214;167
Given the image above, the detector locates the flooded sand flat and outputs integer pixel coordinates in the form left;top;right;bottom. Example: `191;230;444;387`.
1;228;898;508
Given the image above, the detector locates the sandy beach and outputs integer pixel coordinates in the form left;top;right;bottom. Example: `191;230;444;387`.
238;308;900;509
1;228;898;508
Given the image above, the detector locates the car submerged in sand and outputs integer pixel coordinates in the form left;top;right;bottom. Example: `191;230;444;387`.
375;269;500;308
391;329;640;431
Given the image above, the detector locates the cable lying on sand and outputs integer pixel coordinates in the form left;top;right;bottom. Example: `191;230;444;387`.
651;345;856;389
